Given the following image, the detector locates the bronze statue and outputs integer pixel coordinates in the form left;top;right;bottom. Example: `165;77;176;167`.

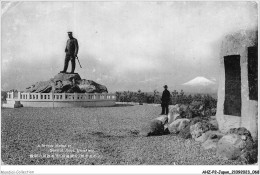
60;32;79;74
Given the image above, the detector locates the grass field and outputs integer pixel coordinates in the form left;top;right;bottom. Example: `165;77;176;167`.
1;105;244;165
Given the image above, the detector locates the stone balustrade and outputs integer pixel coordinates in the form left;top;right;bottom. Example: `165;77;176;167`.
6;92;116;102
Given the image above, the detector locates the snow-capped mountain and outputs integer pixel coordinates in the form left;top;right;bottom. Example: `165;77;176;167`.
181;76;218;94
182;76;216;86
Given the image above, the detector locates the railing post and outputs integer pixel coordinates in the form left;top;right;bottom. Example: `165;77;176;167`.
18;92;21;100
62;92;66;100
74;93;78;100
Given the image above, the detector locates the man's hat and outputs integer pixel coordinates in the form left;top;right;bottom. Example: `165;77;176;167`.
164;85;168;88
67;31;73;34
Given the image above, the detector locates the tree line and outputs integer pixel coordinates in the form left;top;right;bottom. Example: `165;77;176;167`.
115;90;217;109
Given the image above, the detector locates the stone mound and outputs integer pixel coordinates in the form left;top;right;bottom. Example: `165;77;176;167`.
25;73;108;93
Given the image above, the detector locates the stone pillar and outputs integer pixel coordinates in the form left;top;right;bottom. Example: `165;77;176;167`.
18;92;21;100
62;93;66;100
74;93;78;100
216;30;258;140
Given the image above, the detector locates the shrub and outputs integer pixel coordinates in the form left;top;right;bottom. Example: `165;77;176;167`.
116;90;217;117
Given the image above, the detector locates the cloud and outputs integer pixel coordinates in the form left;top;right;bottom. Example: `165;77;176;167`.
1;1;257;91
139;77;159;83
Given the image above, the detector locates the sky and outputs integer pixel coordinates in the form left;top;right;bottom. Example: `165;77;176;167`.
1;1;258;92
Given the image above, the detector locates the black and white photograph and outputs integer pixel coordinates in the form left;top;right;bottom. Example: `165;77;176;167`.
1;1;259;174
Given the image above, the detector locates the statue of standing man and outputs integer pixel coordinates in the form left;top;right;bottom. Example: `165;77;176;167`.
60;32;79;74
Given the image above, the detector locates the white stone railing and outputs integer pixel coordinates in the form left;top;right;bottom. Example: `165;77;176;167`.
6;92;116;101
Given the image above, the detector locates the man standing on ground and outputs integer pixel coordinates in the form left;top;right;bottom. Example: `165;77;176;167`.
60;31;79;74
161;85;171;115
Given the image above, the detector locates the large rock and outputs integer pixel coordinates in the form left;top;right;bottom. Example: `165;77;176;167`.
179;104;192;118
179;124;192;139
168;119;190;134
217;134;245;160
155;115;168;125
202;137;219;150
228;127;252;138
195;130;224;143
140;119;165;137
155;115;169;134
78;79;108;93
201;131;224;150
190;121;215;139
207;115;219;130
168;102;204;122
26;81;52;93
216;127;257;163
168;104;181;124
53;73;81;82
168;113;181;125
190;122;207;139
25;73;108;93
195;132;210;142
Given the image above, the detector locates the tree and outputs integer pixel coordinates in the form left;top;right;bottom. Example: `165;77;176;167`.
153;89;161;104
178;89;185;104
137;90;143;104
171;90;178;105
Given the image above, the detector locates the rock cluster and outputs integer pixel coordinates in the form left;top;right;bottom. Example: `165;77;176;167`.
25;73;108;93
168;119;190;134
217;127;257;164
140;103;257;164
140;115;168;136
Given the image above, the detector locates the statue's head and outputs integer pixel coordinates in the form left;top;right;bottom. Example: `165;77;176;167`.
67;31;73;39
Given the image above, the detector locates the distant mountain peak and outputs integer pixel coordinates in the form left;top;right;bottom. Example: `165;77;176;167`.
182;76;216;86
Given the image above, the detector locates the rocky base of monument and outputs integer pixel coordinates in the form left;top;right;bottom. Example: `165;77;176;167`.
139;104;258;164
25;73;108;93
3;73;114;108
